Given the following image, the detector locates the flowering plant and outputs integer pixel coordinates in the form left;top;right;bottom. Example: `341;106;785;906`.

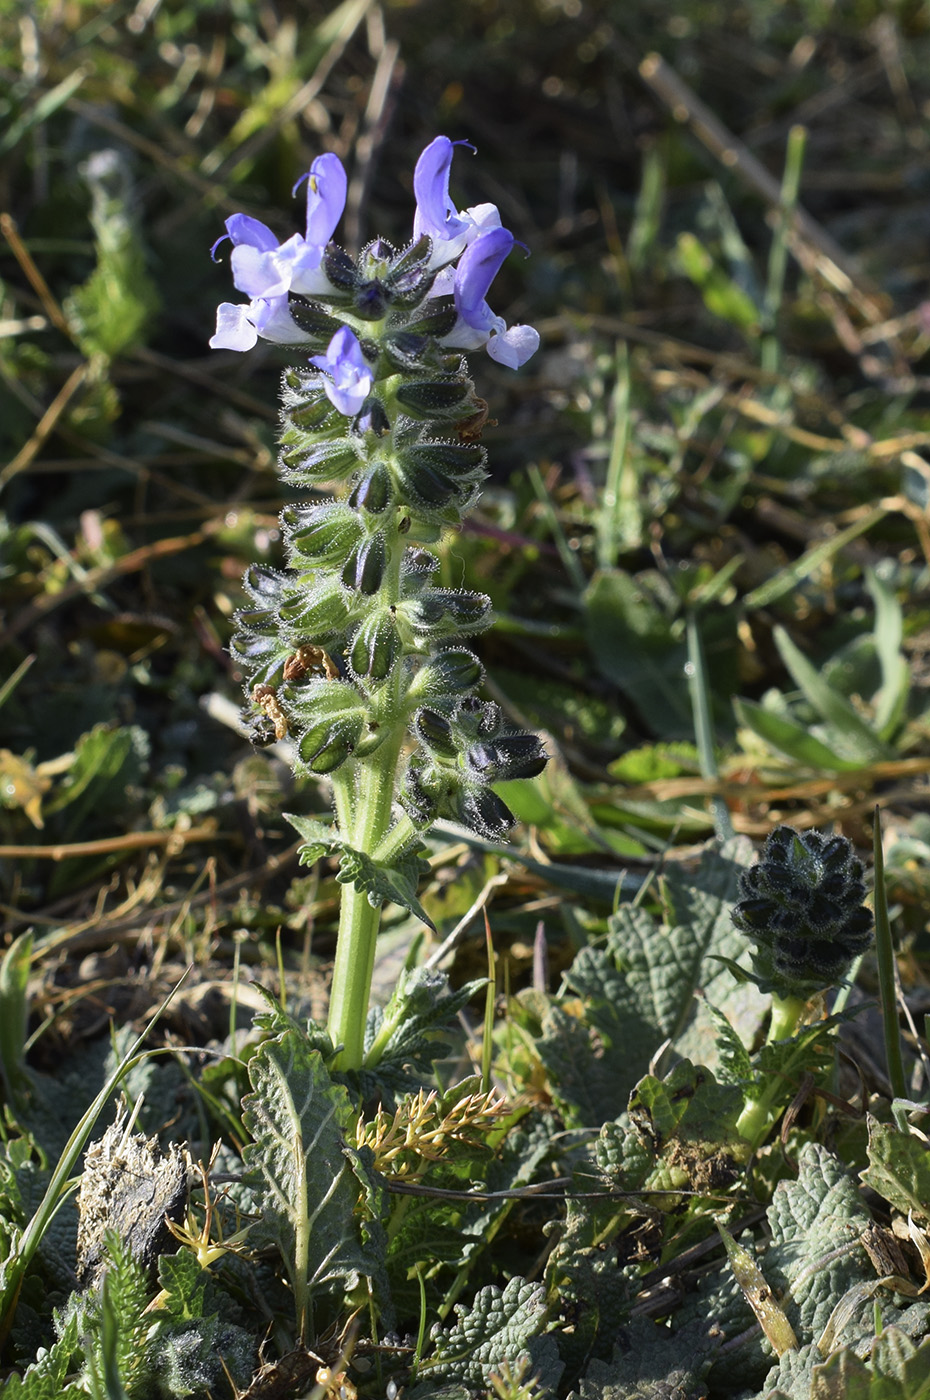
210;138;547;1070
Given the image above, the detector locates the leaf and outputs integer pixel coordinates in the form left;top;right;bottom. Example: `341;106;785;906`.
242;1030;374;1335
431;820;643;904
286;812;435;929
773;626;893;763
45;724;149;836
544;1142;642;1380
420;1277;548;1389
670;1143;879;1394
810;1328;930;1399
861;1115;930;1221
656;837;768;1067
337;845;436;931
0;932;32;1111
361;967;483;1105
537;947;658;1127
742;506;888;611
583;569;693;739
568;1317;714;1400
734;696;864;773
866;569;910;739
627;1060;745;1175
764;1142;873;1341
284;811;336;863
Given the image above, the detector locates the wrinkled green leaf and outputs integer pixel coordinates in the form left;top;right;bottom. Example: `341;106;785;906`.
569;1317;713;1400
861;1115;930;1221
242;1030;374;1334
811;1327;930;1399
420;1277;548;1389
286;811;435;929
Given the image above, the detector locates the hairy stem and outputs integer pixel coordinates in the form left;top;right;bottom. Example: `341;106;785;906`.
327;726;406;1071
735;991;808;1148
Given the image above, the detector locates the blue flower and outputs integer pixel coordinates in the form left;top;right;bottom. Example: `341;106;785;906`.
413;136;504;268
310;326;373;417
446;226;540;368
210;153;347;351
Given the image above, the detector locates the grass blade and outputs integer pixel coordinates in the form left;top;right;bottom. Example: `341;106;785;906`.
773;625;893;763
873;807;906;1101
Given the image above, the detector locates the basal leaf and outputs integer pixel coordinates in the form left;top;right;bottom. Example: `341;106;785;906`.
627;1059;746;1184
810;1327;930;1399
773;626;893;763
734;696;864;773
765;1143;873;1340
651;836;767;1067
242;1029;374;1334
420;1276;548;1389
569;1317;713;1400
537;948;659;1127
583;568;692;739
861;1115;930;1221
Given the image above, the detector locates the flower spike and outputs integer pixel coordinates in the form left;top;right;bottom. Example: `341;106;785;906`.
209;137;544;1068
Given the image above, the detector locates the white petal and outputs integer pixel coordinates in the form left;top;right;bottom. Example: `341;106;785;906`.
487;323;539;369
209;303;258;351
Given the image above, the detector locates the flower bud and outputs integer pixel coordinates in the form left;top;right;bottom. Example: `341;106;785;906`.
342;535;386;594
299;715;362;773
323;243;358;291
229;630;282;673
398;757;446;827
278;436;361;486
395;458;471;508
407;648;483;706
731;825;874;996
241;566;286;607
401;302;459;338
403;588;491;638
396;377;472;417
460;787;515;840
381;234;436;305
279;395;337;439
286;504;363;565
286;296;342;343
354;279;390;320
348;467;392;514
384;332;430;371
349;611;400;682
278;578;350;643
466;734;548;782
454;697;502;741
235;606;279;636
355;397;391;437
401;549;440;584
414;708;459;760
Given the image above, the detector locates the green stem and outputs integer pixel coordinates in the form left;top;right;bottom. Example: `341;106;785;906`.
328;727;405;1072
735;991;807;1149
767;992;807;1045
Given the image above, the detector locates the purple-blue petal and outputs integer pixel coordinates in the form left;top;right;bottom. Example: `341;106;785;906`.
310;326;372;417
413;136;476;244
453;226;515;325
304;152;347;246
225;213;279;251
